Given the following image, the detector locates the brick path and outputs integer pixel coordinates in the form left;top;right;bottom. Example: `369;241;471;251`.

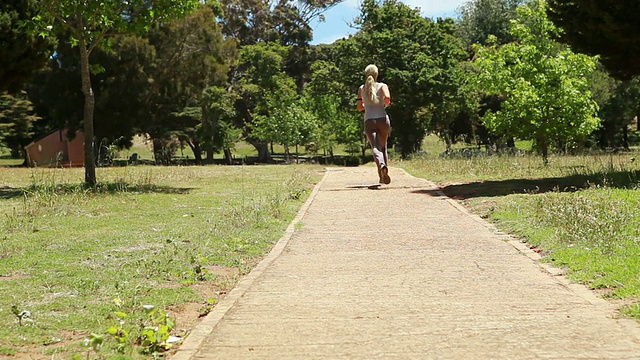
172;166;640;359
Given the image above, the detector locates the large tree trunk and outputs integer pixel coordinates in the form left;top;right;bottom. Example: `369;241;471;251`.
79;39;96;186
623;124;630;150
538;135;549;165
246;139;270;162
202;105;214;163
186;140;202;165
224;148;233;165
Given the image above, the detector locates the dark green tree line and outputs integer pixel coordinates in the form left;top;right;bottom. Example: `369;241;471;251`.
547;0;640;80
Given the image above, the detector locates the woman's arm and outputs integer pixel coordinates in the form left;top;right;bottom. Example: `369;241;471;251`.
382;84;391;107
357;87;365;112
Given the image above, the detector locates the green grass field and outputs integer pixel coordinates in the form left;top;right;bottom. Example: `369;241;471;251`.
0;164;324;358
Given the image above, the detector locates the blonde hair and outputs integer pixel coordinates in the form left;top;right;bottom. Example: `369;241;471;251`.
364;64;379;104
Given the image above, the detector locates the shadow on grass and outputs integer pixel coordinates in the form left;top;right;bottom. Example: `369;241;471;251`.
0;187;23;199
413;170;640;200
0;183;193;199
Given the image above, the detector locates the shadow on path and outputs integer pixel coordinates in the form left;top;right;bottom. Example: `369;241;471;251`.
414;170;640;200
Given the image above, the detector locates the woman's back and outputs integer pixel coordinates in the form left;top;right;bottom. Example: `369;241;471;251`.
361;83;387;119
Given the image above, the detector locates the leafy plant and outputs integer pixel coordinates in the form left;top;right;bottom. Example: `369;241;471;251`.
198;298;217;318
104;304;178;357
10;305;31;326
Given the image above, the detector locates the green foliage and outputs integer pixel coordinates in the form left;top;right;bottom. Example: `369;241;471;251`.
254;94;318;158
353;0;468;156
201;85;241;161
102;304;176;356
457;0;525;49
35;0;201;185
232;42;304;158
596;77;640;149
305;46;366;157
142;6;233;164
0;91;38;159
547;0;640;80
0;0;56;93
473;0;600;162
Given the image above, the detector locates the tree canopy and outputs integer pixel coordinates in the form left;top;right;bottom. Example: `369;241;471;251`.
37;0;200;185
0;0;55;93
474;0;600;162
547;0;640;80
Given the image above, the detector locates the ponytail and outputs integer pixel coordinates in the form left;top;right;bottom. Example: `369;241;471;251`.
364;75;378;104
363;64;380;104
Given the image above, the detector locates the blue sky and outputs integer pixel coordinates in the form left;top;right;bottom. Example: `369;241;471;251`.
310;0;471;45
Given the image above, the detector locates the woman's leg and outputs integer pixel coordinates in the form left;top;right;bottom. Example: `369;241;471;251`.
377;116;391;167
365;118;391;183
376;116;391;184
364;119;384;171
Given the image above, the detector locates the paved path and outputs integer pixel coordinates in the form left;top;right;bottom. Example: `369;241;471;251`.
173;167;640;359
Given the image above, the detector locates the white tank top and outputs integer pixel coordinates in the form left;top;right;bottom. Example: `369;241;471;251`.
361;83;387;120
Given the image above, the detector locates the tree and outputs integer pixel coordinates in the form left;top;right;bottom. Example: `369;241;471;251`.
455;0;528;149
201;85;241;164
473;0;600;163
27;34;153;160
547;1;640;80
254;93;318;161
0;0;55;93
38;0;199;185
141;6;233;164
0;92;39;161
218;0;341;161
597;77;640;149
231;42;297;161
457;0;526;50
427;19;473;151
354;0;468;156
303;60;359;159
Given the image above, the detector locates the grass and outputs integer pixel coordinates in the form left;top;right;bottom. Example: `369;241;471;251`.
400;135;640;320
0;164;324;358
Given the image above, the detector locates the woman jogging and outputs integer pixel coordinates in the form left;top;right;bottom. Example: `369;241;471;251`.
357;64;392;184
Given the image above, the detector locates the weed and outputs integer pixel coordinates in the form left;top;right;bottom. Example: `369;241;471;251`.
0;347;17;356
102;304;178;357
198;298;217;318
11;305;32;326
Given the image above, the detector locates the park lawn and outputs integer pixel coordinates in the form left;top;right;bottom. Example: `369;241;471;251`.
0;164;324;358
400;136;640;320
